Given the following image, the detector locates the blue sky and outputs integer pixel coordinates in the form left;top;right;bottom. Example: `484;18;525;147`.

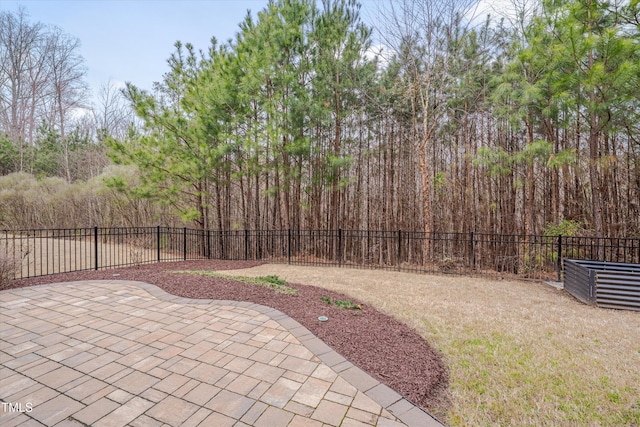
3;1;274;95
2;0;500;102
2;0;391;99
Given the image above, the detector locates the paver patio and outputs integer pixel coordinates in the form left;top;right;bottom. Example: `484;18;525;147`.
0;280;443;426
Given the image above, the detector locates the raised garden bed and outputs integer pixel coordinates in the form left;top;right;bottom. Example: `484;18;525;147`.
564;259;640;311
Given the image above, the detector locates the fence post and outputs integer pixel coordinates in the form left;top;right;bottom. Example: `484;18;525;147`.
94;226;98;270
397;230;402;271
557;234;563;282
338;228;343;267
469;231;475;271
244;229;249;261
288;228;291;264
157;226;161;262
183;227;187;260
207;229;211;259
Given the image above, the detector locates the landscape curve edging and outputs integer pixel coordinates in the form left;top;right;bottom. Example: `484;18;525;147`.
2;279;446;427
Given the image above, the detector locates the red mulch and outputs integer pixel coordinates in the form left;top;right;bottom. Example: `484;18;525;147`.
9;260;449;415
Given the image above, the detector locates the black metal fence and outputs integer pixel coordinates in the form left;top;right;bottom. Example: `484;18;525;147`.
2;227;639;281
0;227;204;279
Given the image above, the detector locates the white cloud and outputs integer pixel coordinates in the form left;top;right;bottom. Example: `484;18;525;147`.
364;44;394;69
471;0;539;27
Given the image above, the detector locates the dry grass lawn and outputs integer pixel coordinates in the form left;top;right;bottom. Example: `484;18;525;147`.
3;235;178;279
218;264;640;427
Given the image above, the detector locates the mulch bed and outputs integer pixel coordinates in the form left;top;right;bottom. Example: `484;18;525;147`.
8;260;449;416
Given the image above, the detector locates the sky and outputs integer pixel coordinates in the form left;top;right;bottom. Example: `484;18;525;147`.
2;0;393;99
2;0;274;96
2;0;507;104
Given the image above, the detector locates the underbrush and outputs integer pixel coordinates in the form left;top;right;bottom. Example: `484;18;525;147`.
0;247;18;290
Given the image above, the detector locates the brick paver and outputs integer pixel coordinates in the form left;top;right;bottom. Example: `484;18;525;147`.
0;280;444;426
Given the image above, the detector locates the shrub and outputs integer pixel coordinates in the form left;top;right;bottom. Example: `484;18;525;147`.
544;219;584;237
0;247;18;289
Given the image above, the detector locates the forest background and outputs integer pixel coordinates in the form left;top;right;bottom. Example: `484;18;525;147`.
1;0;639;239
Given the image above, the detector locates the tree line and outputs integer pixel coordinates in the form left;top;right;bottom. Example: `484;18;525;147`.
1;0;639;238
0;7;134;181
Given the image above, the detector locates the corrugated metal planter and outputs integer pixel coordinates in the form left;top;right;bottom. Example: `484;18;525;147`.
563;259;640;311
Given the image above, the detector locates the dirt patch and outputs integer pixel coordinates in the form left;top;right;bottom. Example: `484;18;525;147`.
9;260;449;418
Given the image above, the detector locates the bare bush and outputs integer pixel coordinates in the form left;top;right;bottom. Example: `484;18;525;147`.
0;168;180;229
127;234;154;266
0;245;18;289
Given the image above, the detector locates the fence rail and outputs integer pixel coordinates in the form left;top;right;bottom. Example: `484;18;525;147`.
2;227;639;281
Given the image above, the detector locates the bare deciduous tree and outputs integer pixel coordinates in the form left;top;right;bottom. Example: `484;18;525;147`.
93;79;135;142
0;7;47;169
0;7;89;178
378;0;478;250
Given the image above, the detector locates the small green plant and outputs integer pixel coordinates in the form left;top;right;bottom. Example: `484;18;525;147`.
261;275;286;286
320;296;361;310
543;219;583;237
169;271;298;295
333;299;361;310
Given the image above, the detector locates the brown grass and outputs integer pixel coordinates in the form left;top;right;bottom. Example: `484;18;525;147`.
218;264;640;427
4;235;181;278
